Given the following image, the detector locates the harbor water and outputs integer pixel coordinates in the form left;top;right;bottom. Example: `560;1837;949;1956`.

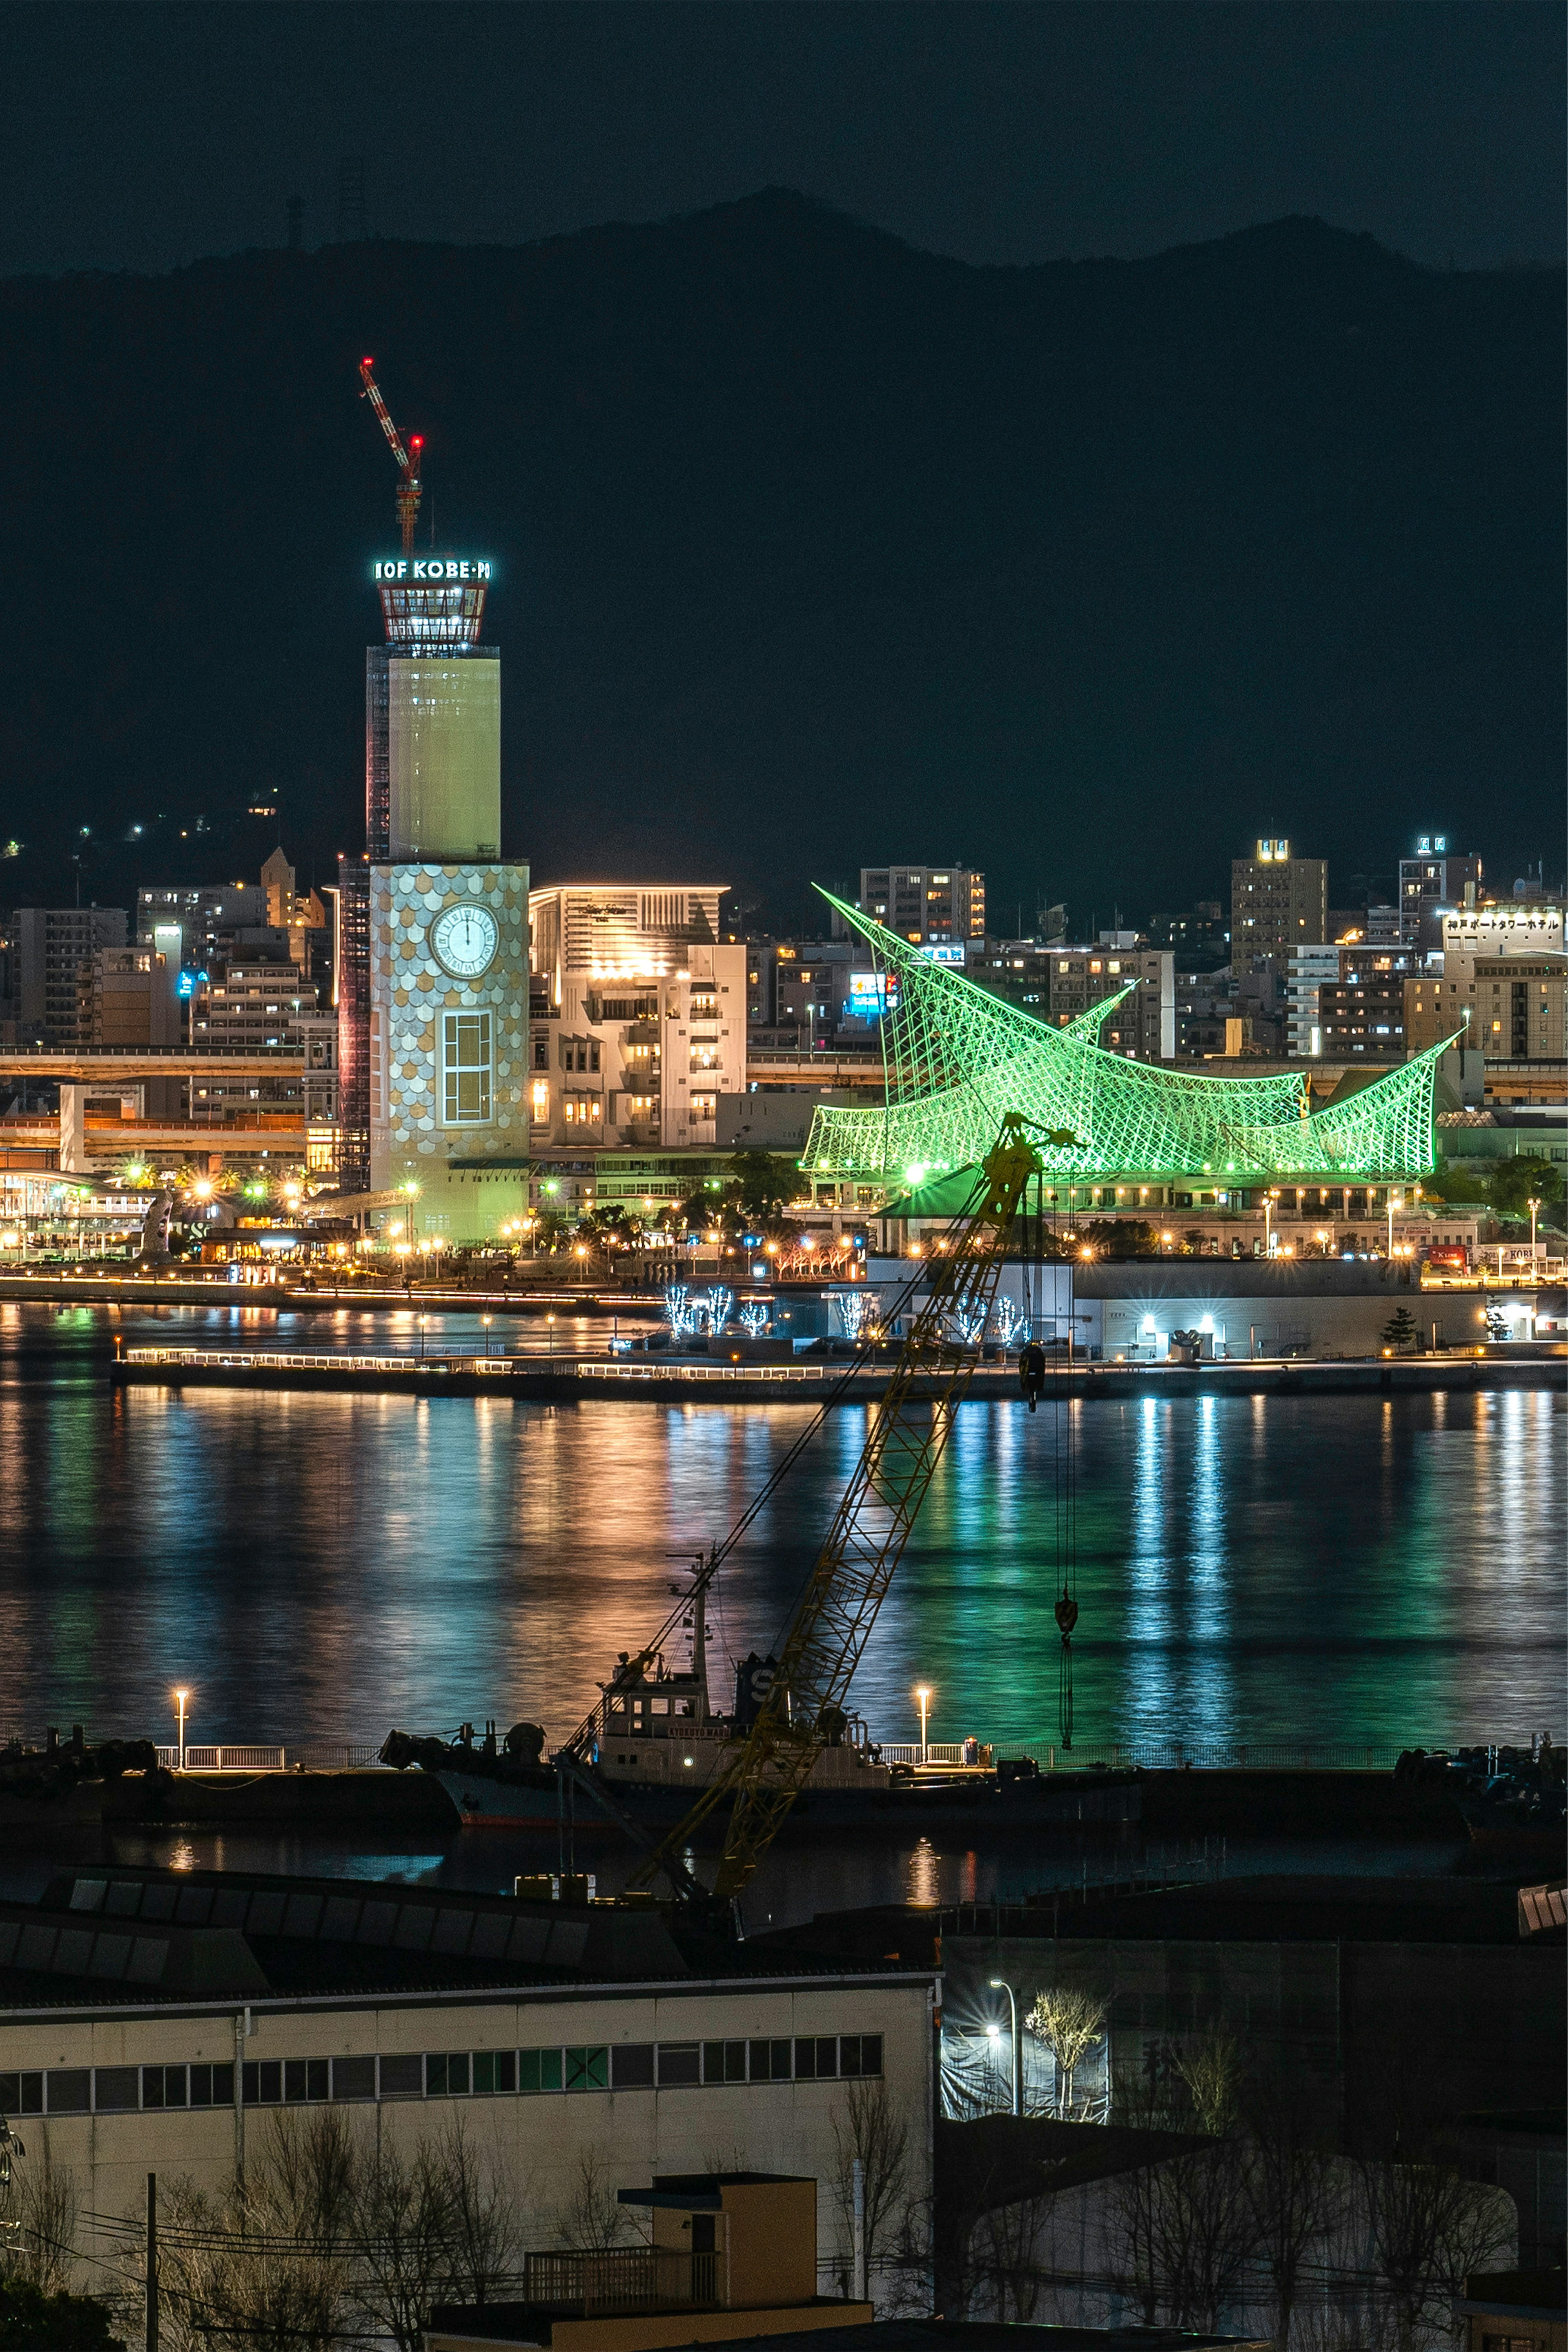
1;1303;1561;1755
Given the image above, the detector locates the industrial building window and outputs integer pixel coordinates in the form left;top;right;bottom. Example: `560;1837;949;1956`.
565;2046;610;2092
519;2048;565;2094
442;1012;492;1124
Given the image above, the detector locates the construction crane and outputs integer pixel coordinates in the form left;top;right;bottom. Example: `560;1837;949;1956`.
630;1110;1071;1911
358;357;424;555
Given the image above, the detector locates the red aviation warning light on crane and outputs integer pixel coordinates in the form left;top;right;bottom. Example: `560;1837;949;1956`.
359;357;424;555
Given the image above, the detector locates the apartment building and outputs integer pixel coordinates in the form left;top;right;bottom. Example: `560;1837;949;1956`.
12;906;128;1045
849;865;985;945
529;886;746;1151
1047;949;1176;1060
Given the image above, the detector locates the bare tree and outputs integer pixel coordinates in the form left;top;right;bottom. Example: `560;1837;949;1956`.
0;2140;77;2297
1243;2065;1344;2352
438;2117;523;2307
552;2146;634;2253
829;2079;912;2301
1027;1988;1109;2120
350;2132;457;2352
1104;2045;1174;2324
1358;2157;1512;2352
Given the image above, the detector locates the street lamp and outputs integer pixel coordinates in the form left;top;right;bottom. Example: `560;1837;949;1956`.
915;1684;932;1764
482;1313;493;1359
172;1687;190;1771
1527;1196;1542;1259
1263;1188;1280;1256
1386;1192;1403;1261
989;1978;1022;2116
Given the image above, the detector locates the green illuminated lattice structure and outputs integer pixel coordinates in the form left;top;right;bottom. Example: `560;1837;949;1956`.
805;893;1452;1185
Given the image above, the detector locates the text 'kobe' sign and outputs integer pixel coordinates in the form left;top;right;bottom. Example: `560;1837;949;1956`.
374;558;493;582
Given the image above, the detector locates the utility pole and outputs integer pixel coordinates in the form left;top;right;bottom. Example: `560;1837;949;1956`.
146;2171;158;2352
851;2156;866;2301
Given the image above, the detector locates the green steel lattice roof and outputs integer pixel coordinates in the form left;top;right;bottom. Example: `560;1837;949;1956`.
802;893;1451;1185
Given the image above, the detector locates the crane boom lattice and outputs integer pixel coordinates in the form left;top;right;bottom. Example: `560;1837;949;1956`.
634;1112;1050;1906
359;358;425;555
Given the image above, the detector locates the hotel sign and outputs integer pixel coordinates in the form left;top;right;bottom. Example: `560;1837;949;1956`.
374;558;493;582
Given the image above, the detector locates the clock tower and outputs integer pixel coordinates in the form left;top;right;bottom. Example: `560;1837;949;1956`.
363;555;529;1244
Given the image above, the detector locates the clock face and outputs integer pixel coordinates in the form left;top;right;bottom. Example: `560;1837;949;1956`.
429;902;499;980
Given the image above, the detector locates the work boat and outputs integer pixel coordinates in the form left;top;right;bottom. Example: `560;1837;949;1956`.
421;1565;901;1831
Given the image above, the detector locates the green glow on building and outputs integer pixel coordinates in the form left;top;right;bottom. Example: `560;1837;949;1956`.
804;893;1454;1184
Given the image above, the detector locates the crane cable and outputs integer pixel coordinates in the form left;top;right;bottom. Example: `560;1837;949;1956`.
1053;1182;1078;1749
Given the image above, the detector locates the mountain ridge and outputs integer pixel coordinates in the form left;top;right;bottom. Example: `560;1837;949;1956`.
0;191;1559;921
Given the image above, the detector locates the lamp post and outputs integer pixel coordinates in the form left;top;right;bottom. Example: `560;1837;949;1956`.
1527;1196;1541;1260
1386;1192;1403;1261
989;1977;1022;2116
1262;1188;1279;1256
915;1685;931;1765
482;1313;493;1359
172;1688;189;1772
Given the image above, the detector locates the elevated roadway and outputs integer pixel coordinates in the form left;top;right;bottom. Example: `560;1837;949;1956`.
0;1051;303;1081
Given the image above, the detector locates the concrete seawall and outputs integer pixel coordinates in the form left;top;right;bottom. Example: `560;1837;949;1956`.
109;1349;1566;1403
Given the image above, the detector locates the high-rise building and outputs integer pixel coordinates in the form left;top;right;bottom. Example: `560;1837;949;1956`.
361;554;529;1242
13;907;128;1045
847;865;985;945
1398;838;1483;946
1230;841;1327;975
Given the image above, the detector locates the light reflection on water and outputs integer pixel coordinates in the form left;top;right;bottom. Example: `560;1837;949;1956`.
0;1306;1561;1754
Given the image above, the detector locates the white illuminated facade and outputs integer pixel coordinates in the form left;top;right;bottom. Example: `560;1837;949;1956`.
528;886;744;1149
369;866;530;1240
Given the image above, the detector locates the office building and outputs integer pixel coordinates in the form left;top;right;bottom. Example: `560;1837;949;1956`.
12;905;128;1045
1230;841;1327;974
846;866;984;945
529;886;745;1150
1399;838;1483;946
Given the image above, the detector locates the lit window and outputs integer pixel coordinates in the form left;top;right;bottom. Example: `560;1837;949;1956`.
442;1011;492;1123
529;1078;550;1124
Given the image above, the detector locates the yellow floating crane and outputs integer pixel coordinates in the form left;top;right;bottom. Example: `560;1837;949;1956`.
628;1110;1069;1910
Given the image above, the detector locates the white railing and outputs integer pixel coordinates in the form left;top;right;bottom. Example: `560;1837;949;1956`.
576;1361;824;1382
124;1348;513;1374
153;1744;384;1772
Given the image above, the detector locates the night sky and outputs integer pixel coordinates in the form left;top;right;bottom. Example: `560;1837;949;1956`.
0;4;1561;923
4;2;1561;278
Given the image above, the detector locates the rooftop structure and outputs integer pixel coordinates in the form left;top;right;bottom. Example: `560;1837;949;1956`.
802;896;1456;1187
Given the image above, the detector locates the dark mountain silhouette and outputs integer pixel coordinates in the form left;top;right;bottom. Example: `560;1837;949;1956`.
0;191;1559;924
